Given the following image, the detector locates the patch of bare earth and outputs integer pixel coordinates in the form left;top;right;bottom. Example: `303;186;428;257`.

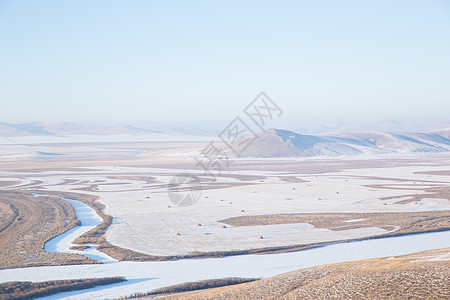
220;210;450;237
0;181;20;188
0;191;97;269
378;186;450;204
0;277;125;300
129;278;257;299
415;170;450;176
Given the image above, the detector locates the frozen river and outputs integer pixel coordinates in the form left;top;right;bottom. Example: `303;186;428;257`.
32;194;115;263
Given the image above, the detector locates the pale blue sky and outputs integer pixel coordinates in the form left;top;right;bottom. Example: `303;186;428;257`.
0;0;449;127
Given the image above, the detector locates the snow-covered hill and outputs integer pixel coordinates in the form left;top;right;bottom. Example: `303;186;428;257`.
222;128;450;158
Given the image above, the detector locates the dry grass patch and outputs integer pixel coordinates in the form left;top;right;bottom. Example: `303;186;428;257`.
0;181;20;188
415;170;450;176
161;248;450;300
28;190;114;248
380;186;450;204
127;278;256;299
220;210;450;237
0;190;97;269
0;277;125;300
0;201;17;233
69;245;89;251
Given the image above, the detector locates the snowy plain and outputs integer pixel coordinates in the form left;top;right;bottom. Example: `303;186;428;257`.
0;138;449;299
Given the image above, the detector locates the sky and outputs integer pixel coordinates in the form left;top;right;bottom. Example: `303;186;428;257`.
0;0;449;128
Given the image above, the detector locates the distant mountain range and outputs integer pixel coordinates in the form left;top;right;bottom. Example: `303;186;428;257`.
2;121;450;157
222;128;450;157
285;120;450;135
0;121;217;137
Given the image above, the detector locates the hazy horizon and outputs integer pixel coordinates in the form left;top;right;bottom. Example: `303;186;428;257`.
1;119;449;136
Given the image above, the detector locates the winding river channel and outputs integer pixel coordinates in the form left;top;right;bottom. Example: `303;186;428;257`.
0;196;449;299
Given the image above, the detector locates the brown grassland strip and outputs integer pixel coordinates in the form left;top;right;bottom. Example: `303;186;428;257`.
372;185;450;204
415;170;450;176
10;180;44;190
0;190;98;269
0;201;18;233
279;176;307;183
394;186;450;204
0;277;126;300
106;176;158;184
339;174;450;184
27;190;114;251
82;181;258;193
75;185;100;192
0;181;20;188
69;245;89;251
125;278;257;299
219;210;450;237
159;248;450;300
